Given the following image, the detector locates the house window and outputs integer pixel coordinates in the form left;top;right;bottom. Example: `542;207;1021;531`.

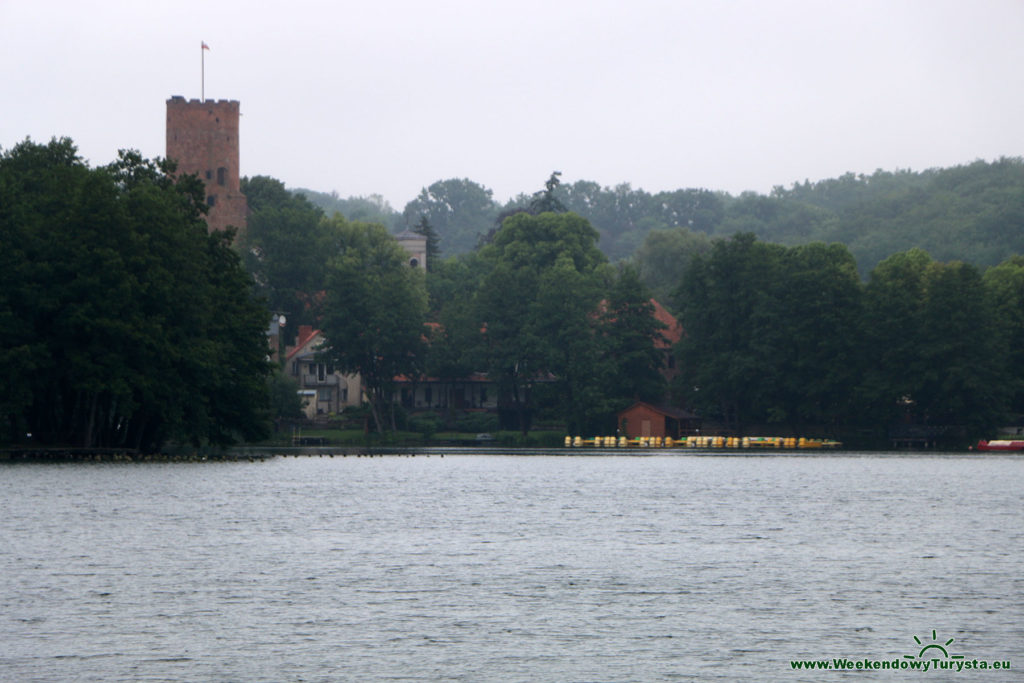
291;361;298;376
317;364;326;381
341;388;348;403
317;387;332;401
425;387;432;405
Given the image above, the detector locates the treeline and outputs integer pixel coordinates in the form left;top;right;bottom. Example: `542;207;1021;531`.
0;139;271;450
675;235;1024;446
6;136;1020;449
248;172;1024;445
298;158;1024;286
243;176;668;435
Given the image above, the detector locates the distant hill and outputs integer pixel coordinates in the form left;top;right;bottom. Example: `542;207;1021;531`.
731;158;1024;275
288;158;1024;276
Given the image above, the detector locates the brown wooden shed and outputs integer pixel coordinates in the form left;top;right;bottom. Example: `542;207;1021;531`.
617;402;700;439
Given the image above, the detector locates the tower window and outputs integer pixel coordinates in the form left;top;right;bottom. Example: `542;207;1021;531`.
217;167;226;186
205;170;213;180
207;195;217;207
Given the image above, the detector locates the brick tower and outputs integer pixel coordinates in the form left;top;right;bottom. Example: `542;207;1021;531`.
165;96;248;236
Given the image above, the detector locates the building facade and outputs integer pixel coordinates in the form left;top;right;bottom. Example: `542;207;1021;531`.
617;402;700;439
286;325;363;419
165;96;248;235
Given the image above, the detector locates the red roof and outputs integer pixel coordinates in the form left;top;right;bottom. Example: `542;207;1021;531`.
618;401;697;420
286;325;322;361
651;299;683;348
597;298;683;349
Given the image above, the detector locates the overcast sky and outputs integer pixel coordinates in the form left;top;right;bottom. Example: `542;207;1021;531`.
3;0;1023;210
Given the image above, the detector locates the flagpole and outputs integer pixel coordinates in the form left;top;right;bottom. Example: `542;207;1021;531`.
201;41;205;102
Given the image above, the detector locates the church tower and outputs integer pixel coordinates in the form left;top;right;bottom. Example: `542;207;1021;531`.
165;96;248;236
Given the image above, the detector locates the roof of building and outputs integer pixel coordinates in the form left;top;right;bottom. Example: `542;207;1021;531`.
595;298;683;348
651;299;684;348
618;401;698;421
286;325;322;362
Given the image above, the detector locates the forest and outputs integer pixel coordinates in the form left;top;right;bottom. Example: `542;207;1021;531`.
244;175;667;438
4;136;1024;450
297;158;1024;279
0;139;271;450
247;171;1024;447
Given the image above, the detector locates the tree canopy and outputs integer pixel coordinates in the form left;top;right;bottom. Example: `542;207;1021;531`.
9;135;1023;450
401;178;501;256
319;216;429;433
240;176;329;344
285;159;1024;291
670;232;1017;445
468;211;669;434
0;138;271;450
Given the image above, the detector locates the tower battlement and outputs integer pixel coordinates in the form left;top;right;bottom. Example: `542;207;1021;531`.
165;96;247;236
168;95;240;106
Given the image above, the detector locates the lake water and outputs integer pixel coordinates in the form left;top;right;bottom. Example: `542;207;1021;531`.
1;451;1022;681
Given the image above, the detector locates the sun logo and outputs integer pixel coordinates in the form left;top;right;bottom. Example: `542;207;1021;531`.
904;630;965;661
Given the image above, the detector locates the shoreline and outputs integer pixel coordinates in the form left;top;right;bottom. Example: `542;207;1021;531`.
1;445;1006;463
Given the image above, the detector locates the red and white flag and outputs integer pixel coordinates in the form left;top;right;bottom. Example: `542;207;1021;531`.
202;41;210;50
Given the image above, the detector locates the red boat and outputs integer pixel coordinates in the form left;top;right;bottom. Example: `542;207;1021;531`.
975;440;1024;451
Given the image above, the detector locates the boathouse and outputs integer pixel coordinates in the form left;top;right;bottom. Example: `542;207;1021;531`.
617;402;700;439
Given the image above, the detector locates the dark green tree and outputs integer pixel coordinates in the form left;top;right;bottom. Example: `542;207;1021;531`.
240;176;329;341
320;216;429;433
474;258;545;432
858;249;935;430
860;250;1007;441
268;369;305;420
983;256;1024;414
419;252;493;427
412;213;442;269
474;211;608;433
528;171;567;214
0;138;271;449
913;260;1006;436
674;233;788;433
596;265;668;416
762;242;863;435
674;235;874;437
529;253;608;434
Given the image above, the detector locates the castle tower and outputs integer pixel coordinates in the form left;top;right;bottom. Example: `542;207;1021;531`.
165;96;248;236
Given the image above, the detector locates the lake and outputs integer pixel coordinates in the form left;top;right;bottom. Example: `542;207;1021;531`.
1;451;1022;681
